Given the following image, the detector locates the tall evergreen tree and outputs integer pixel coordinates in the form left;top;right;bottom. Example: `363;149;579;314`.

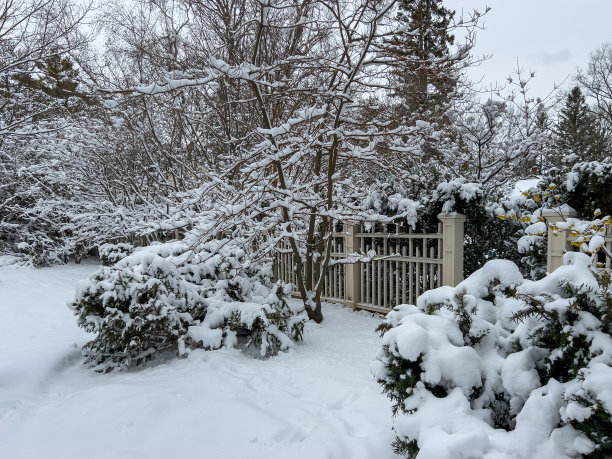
556;86;609;165
386;0;460;124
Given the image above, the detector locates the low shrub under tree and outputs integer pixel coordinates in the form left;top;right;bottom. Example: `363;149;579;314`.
72;238;307;372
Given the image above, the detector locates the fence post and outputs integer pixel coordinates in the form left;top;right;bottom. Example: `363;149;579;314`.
542;207;579;273
438;213;466;287
345;223;361;309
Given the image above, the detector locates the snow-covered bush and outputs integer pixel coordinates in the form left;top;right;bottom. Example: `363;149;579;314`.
72;238;307;371
495;160;612;279
98;243;134;266
373;254;612;458
15;241;55;267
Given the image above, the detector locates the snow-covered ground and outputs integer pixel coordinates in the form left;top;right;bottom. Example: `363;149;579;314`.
0;262;395;459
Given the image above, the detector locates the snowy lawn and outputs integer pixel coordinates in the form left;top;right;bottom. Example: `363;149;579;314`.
0;262;395;459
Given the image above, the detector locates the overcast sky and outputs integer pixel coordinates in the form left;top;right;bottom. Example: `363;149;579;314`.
444;0;612;98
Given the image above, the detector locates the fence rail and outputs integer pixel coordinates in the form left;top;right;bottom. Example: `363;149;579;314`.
274;214;465;313
277;208;610;314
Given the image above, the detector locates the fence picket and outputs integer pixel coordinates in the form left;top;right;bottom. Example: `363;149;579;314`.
402;245;407;305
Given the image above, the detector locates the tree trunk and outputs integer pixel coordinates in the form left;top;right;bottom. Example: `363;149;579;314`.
305;294;324;323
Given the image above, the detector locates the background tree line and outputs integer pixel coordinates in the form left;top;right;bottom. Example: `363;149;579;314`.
1;0;611;316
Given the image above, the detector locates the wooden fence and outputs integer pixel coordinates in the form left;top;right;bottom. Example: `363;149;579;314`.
275;214;466;313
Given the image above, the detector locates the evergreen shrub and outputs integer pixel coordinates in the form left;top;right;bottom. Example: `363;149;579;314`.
72;238;307;371
374;254;612;458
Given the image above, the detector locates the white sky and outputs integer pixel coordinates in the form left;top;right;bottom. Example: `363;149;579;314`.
444;0;612;98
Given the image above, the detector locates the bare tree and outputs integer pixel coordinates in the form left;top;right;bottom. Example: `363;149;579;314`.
448;66;556;189
576;42;612;131
115;0;434;322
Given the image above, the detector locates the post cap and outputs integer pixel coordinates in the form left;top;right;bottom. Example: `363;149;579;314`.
541;205;578;219
437;212;467;222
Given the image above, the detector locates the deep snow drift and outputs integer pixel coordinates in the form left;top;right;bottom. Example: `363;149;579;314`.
0;262;395;459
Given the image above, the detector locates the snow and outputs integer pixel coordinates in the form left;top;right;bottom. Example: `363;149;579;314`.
434;179;482;213
588;234;606;253
510;178;541;199
581;363;612;413
500;349;545;413
452;258;523;299
524;221;547;235
0;263;395;459
522;252;598;295
394;387;493;459
134;74;217;95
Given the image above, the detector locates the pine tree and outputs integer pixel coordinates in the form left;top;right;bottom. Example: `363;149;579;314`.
386;0;460;125
556;86;609;164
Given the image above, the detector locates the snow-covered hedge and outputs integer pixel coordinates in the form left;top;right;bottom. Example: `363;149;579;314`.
72;239;307;371
373;254;612;458
98;242;135;266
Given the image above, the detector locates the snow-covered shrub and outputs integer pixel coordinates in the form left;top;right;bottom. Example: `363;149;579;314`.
72;238;307;371
179;259;306;359
73;246;204;371
15;240;60;267
180;282;305;358
373;254;612;458
494;161;612;279
98;243;134;266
